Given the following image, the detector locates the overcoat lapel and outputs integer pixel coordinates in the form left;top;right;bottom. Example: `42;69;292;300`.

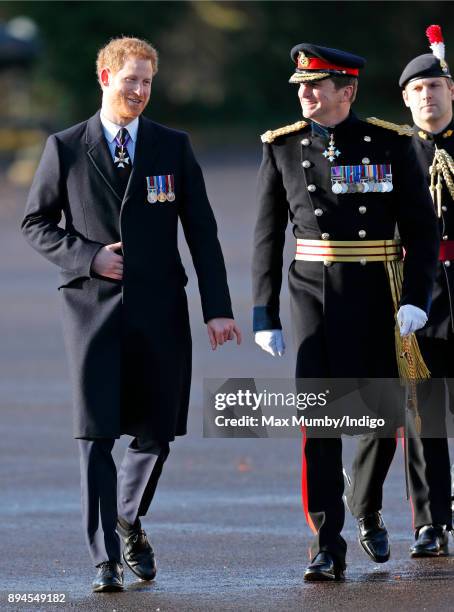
85;111;123;202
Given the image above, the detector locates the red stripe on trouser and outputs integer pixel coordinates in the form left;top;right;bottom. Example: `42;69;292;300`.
301;427;317;534
409;491;415;530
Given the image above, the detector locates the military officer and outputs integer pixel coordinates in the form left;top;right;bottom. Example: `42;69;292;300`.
22;36;241;592
252;43;439;580
398;24;454;557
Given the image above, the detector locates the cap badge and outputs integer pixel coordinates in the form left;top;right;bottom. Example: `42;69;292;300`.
298;51;310;68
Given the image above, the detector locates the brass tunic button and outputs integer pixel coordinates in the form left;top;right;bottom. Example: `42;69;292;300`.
359;206;367;214
301;138;311;146
360;258;367;266
362;157;370;165
442;205;448;212
324;260;332;267
302;160;311;168
321;233;330;240
445;260;451;267
358;229;366;238
307;184;316;192
364;136;371;142
443;235;449;240
314;208;323;216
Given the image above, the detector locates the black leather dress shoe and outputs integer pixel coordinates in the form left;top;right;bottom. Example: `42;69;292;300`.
117;517;157;581
410;525;449;558
92;561;124;593
357;511;390;563
304;552;345;582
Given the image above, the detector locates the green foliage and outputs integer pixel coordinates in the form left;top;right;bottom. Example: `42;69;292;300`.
2;1;454;138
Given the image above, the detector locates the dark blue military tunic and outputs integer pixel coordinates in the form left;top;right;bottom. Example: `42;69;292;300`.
252;111;440;567
412;120;454;340
253;112;439;379
407;121;454;530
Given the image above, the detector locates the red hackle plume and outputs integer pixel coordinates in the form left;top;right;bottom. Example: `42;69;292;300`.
426;25;444;45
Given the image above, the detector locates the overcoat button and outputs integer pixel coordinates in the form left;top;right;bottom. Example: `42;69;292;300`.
364;136;371;142
314;208;323;216
307;184;316;192
321;233;330;240
302;160;311;168
324;260;332;267
358;229;366;238
359;206;367;214
301;138;311;146
445;260;451;267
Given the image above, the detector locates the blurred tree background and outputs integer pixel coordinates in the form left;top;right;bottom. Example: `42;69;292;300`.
1;0;454;146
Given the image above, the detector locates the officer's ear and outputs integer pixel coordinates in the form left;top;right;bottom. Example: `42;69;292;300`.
448;79;454;102
340;85;354;103
402;87;410;108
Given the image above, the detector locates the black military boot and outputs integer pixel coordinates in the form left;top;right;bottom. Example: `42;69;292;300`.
304;552;345;581
117;516;157;581
357;511;390;563
410;525;449;558
92;561;124;593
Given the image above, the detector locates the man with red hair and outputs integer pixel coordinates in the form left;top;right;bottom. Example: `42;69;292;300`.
22;36;241;592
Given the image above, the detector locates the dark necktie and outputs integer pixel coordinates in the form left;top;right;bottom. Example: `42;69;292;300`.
114;128;132;187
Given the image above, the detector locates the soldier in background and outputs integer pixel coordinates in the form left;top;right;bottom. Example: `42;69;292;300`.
252;42;439;580
399;24;454;557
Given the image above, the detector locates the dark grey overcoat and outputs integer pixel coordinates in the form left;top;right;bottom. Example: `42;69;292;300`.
22;111;233;440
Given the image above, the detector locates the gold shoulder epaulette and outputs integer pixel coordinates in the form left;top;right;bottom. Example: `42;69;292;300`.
261;120;308;143
366;117;413;137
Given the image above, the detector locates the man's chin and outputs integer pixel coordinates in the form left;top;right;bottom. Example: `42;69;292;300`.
301;107;318;120
121;104;144;119
419;108;440;121
126;109;141;118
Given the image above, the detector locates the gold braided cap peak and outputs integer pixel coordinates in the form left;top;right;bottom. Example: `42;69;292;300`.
366;117;413;137
261;120;308;143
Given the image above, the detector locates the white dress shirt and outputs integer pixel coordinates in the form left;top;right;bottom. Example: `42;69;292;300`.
100;111;139;163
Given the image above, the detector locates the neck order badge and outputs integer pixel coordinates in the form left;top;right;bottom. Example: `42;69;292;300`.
114;128;131;169
323;133;341;162
145;174;175;203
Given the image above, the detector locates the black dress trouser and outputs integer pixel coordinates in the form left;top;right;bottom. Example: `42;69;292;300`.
304;428;399;568
78;436;169;566
290;260;402;568
406;335;454;530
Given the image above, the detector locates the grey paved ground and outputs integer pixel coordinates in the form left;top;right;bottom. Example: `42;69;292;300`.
2;156;454;611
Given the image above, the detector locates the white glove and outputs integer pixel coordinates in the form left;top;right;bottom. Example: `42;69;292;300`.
397;304;428;337
254;330;285;357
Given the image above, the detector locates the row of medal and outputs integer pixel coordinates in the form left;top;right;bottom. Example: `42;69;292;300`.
146;174;176;203
331;164;393;194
